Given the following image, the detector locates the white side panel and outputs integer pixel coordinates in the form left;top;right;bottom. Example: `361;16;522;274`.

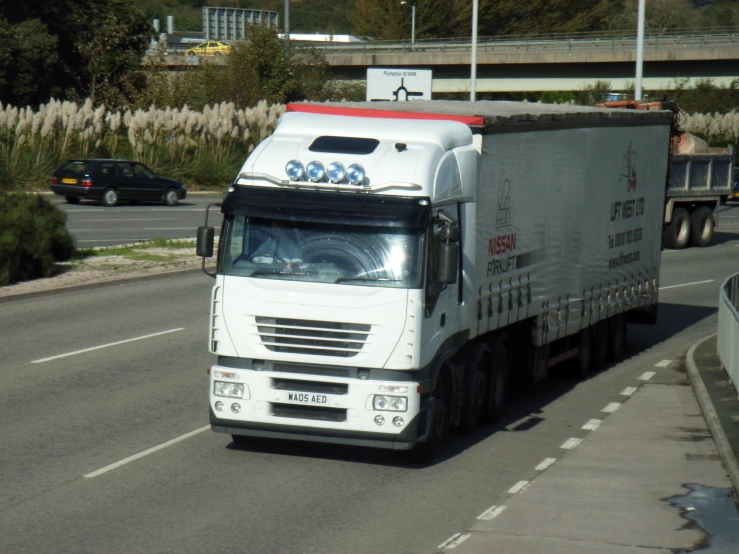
473;125;669;343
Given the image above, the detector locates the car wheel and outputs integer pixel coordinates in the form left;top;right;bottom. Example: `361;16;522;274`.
163;188;179;206
64;196;80;204
214;51;222;57
102;188;118;207
188;52;196;58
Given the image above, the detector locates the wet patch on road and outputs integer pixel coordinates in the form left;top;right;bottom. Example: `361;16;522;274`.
668;484;739;553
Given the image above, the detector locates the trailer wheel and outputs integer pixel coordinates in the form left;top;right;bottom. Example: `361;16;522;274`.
572;326;593;379
664;207;690;249
592;321;609;370
608;314;627;361
689;207;713;247
459;344;490;433
410;368;451;463
480;339;509;424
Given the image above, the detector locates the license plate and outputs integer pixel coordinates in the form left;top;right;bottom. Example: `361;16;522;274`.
62;178;78;184
283;392;332;406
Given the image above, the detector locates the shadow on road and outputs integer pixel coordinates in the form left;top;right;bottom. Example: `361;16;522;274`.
227;302;718;467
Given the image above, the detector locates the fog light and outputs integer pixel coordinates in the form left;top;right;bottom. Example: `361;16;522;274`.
347;164;365;185
374;415;385;425
326;162;345;183
231;403;241;413
285;160;304;180
306;161;325;182
215;401;224;411
393;416;404;427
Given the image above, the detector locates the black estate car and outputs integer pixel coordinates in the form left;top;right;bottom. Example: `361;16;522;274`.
50;159;187;207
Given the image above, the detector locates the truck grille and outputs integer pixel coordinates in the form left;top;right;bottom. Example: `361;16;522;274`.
255;317;371;358
271;403;347;422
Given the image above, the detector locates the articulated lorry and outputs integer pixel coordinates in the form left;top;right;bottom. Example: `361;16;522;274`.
196;101;673;460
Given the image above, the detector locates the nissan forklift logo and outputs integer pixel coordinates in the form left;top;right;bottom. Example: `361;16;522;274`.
620;143;637;192
496;179;512;228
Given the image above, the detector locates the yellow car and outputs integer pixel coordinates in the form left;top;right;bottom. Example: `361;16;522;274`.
185;41;232;57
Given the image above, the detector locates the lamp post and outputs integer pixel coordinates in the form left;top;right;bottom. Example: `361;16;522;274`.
635;0;645;100
284;0;290;48
471;0;478;101
400;1;415;45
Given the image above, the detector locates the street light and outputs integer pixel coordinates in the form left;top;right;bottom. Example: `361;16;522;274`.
400;1;415;46
471;0;478;101
635;0;645;100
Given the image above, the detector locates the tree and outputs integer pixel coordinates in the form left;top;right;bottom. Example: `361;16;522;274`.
351;0;459;41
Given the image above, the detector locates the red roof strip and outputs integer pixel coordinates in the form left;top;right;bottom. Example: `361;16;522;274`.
286;103;485;126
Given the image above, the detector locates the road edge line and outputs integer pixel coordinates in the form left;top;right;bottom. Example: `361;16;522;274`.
685;333;739;496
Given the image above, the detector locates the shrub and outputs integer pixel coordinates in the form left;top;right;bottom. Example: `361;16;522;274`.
0;194;75;285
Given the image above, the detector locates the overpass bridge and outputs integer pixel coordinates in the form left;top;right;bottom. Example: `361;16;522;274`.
155;30;739;93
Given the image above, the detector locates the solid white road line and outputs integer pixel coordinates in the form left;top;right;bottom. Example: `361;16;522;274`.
477;505;507;520
74;218;176;221
84;425;209;478
621;386;638;396
659;279;715;291
639;371;657;381
560;438;582;450
602;402;622;413
31;328;185;364
144;227;197;231
535;457;557;471
582;419;602;431
438;533;471;549
655;359;672;367
507;481;529;494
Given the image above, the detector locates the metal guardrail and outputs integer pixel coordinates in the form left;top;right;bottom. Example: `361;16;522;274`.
718;273;739;399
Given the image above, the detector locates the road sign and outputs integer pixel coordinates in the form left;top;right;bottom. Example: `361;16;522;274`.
366;68;432;102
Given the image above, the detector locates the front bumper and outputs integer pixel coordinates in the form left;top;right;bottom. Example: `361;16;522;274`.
208;365;425;450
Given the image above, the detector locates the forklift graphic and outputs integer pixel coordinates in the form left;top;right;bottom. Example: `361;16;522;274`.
620;142;637;192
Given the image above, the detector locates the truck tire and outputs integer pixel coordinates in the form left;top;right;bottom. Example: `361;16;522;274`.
689;206;713;247
459;344;490;433
592;320;609;370
480;339;509;424
608;314;627;361
572;326;593;379
663;207;690;249
410;368;452;463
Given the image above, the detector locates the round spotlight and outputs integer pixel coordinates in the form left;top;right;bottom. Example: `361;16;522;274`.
306;161;325;182
285;160;304;180
393;416;404;427
215;401;224;412
374;415;385;426
231;403;241;413
347;164;365;185
326;162;346;183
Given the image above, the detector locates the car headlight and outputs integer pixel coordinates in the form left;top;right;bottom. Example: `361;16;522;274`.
347;164;365;185
306;161;325;182
214;381;244;398
372;395;407;412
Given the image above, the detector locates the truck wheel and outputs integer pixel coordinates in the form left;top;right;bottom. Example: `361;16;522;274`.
572;326;593;379
608;314;627;361
410;368;451;463
65;196;80;204
480;339;509;424
689;207;713;247
592;321;609;370
459;344;490;433
664;207;690;249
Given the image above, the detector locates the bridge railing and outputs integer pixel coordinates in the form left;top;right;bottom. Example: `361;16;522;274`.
718;273;739;400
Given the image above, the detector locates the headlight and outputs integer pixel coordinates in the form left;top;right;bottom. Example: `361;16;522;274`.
286;160;304;180
214;380;244;398
326;162;345;183
373;395;407;412
306;161;325;182
347;164;365;185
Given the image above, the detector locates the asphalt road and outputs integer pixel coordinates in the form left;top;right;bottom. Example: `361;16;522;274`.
2;207;739;553
47;193;224;247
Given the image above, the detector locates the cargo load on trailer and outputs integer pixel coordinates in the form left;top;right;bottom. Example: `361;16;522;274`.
197;101;673;460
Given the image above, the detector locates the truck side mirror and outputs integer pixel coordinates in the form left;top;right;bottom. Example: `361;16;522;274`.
438;242;459;285
196;226;214;258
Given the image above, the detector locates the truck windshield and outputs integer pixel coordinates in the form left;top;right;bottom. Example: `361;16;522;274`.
219;215;424;288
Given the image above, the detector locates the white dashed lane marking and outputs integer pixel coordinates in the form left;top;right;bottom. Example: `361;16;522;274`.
477;505;507;520
560;438;582;450
438;533;471;549
582;419;602;431
602;402;622;413
507;481;529;494
639;371;656;381
621;386;638;396
535;458;557;471
655;360;672;367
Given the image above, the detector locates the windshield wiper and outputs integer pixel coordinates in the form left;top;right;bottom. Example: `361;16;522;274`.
334;277;402;284
250;270;313;277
